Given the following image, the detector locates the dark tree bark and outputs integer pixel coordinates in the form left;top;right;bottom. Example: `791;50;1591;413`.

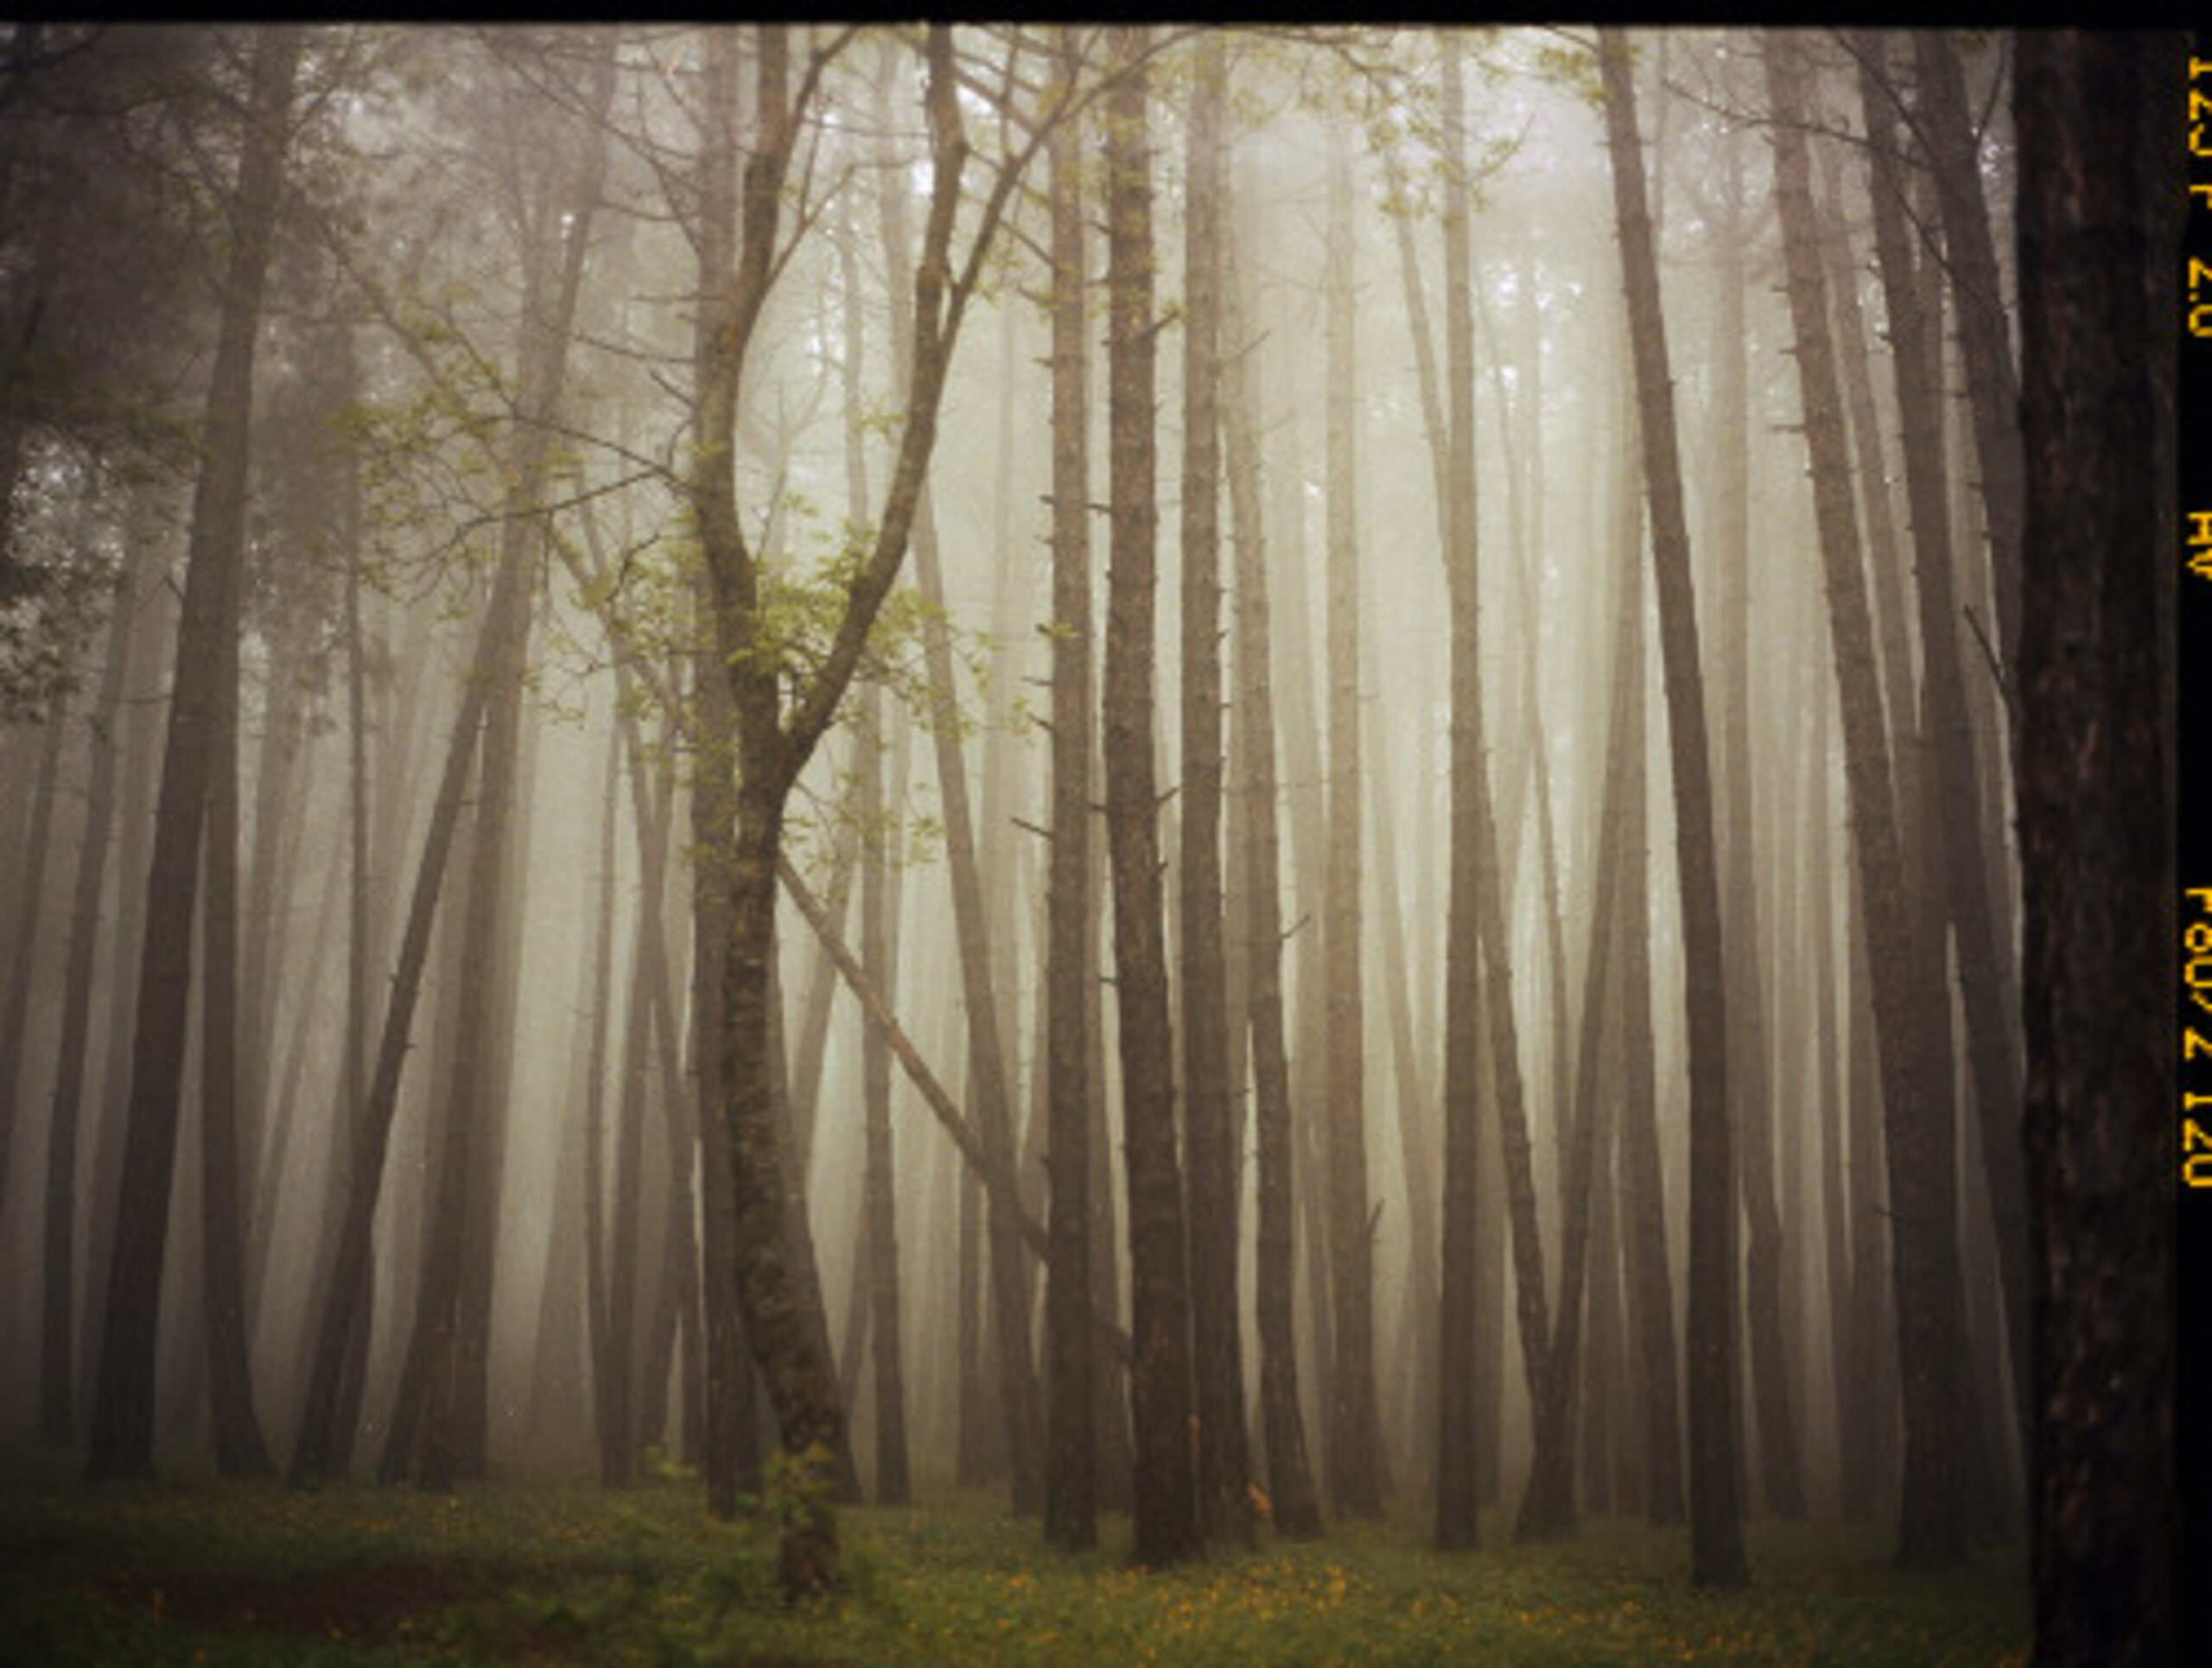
1764;28;1967;1568
2014;32;2174;1667
1042;22;1097;1555
1912;31;2024;676
683;23;754;1519
1222;197;1322;1544
86;28;300;1481
1103;23;1198;1569
1598;27;1742;1587
1854;28;2034;1465
690;22;1058;1591
1177;29;1251;1550
1603;351;1684;1532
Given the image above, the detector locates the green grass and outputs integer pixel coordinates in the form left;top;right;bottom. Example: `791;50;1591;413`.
0;1467;2028;1667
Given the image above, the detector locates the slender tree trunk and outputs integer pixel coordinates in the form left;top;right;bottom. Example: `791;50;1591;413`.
1177;29;1249;1549
1433;32;1485;1552
874;70;1039;1515
1223;203;1322;1544
1705;138;1804;1524
1855;29;2033;1465
1764;28;1965;1568
1599;27;1741;1585
1605;353;1683;1531
1104;25;1198;1568
86;28;300;1480
583;716;620;1478
1042;23;1097;1552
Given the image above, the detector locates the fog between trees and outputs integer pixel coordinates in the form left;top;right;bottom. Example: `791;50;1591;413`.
0;22;2177;1652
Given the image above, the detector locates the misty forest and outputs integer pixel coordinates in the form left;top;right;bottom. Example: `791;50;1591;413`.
0;22;2179;1668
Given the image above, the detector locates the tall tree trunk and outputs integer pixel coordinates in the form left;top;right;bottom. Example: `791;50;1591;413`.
1763;28;1965;1568
1103;24;1198;1569
2014;33;2173;1666
873;58;1039;1513
86;28;300;1480
379;80;607;1485
693;22;1033;1591
289;43;611;1481
1042;22;1097;1554
1605;352;1684;1531
1705;136;1805;1525
1516;385;1643;1539
1222;201;1322;1544
685;23;754;1518
1177;29;1249;1549
1598;27;1742;1586
1432;32;1485;1552
1854;29;2033;1465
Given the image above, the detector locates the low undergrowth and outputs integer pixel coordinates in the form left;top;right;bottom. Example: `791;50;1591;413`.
0;1463;2027;1667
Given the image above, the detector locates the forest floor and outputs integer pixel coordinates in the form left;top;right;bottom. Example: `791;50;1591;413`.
0;1455;2026;1667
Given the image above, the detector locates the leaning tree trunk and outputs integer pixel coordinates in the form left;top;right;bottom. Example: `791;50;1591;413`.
86;27;300;1482
2014;32;2174;1667
1598;27;1741;1587
1912;30;2025;677
1854;29;2033;1464
1763;28;1967;1569
1103;24;1198;1569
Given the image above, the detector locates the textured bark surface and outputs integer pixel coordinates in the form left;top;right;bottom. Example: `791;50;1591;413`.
2014;31;2174;1666
1103;25;1198;1569
1178;31;1250;1550
1598;29;1742;1587
1042;24;1096;1550
1913;31;2025;674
